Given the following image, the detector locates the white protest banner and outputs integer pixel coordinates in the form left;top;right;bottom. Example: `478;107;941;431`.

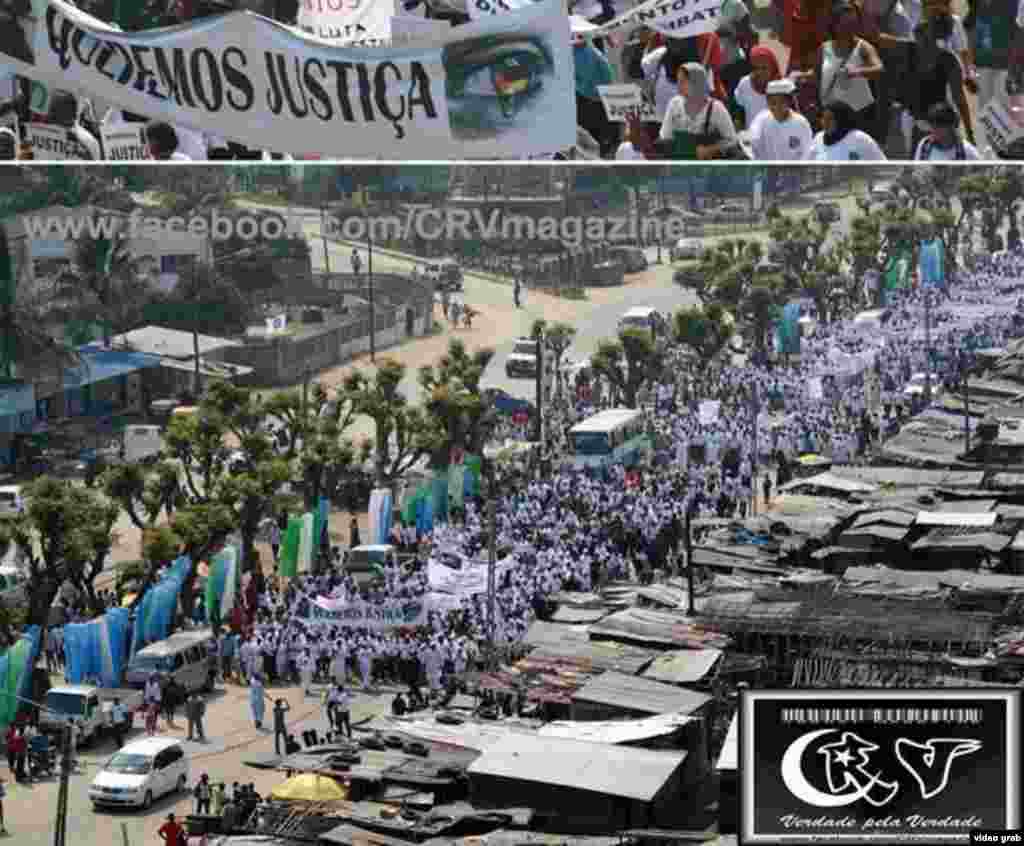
698;400;720;425
588;0;722;39
390;15;451;45
101;124;147;160
297;0;396;44
307;596;431;628
428;555;517;596
25;121;90;159
468;0;542;19
597;83;656;122
978;99;1024;153
0;0;574;158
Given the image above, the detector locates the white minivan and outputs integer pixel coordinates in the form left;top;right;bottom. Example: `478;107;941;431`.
123;425;164;463
89;737;189;810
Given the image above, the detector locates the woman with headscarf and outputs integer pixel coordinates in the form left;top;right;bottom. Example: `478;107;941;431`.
640;33;727;143
651;63;738;159
732;45;781;129
803;100;886;160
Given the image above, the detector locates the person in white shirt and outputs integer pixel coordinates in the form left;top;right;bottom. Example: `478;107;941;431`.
732;44;781;129
804;100;887;160
658;63;737;160
749;78;813;160
913;101;980;159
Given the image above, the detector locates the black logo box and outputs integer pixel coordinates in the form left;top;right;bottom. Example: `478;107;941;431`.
739;689;1021;844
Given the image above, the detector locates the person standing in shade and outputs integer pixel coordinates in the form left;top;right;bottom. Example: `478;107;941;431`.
513;277;522;309
328;683;352;739
186;692;206;742
273;698;290;756
351;249;362;276
349;516;361;549
249;674;267;729
110;698;127;749
194;773;212;815
762;474;772;507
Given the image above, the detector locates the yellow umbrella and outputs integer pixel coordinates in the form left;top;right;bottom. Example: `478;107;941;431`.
270;773;347;802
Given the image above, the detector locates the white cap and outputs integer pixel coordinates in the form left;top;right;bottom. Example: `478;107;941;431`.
766;79;796;96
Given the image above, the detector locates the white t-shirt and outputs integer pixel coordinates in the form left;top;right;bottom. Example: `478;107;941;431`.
913;136;981;160
749;110;813;160
659;97;736;145
732;75;767;129
173;124;208;161
804;129;886;161
615;141;645;160
169;151;192;161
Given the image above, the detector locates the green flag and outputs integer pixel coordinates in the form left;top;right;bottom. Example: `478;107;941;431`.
279;517;302;578
884;250;911;291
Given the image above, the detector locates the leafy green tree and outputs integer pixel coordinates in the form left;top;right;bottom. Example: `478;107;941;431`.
544;321;577;396
673;303;733;371
344;358;431;489
590;328;664;408
765;208;849;322
0;479;118;639
741;280;787;355
696;239;764;310
419;339;496;468
162;382;295;575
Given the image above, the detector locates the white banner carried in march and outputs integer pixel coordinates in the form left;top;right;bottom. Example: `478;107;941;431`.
427;554;517;596
101;124;147;160
0;0;574;158
25;121;91;159
587;0;723;39
307;596;431;628
297;0;396;44
978;99;1024;153
597;83;656;122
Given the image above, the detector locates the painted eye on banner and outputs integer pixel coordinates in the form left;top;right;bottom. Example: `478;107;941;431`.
443;36;554;137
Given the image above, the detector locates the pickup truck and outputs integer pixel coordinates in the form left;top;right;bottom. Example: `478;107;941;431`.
39;685;143;746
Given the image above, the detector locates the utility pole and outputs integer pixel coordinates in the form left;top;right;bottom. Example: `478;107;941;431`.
923;284;933;404
486;461;498;669
54;723;72;846
751;385;759;516
684;504;695;615
533;326;544;447
366;209;376;362
192;260;201;398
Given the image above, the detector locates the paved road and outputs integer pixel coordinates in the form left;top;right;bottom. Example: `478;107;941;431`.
10;673;395;846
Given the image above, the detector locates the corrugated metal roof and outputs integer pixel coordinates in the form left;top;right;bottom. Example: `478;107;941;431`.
778;472;877;494
850;509;917;529
111;325;242;358
842;566;1024;592
523;623;659;675
911;532;1011;553
537;713;693;744
589;608;733;649
467;734;686;801
838;525;909;544
572;671;712;716
932;499;998;513
715;713;738;772
916;511;998;527
830;467;985;487
643;649;723;685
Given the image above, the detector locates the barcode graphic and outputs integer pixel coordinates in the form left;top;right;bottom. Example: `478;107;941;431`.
780;707;984;724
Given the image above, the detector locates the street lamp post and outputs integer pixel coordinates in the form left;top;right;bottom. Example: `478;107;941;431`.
364;208;376;362
484;456;499;669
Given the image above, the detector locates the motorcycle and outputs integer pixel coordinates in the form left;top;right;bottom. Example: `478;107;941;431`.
27;744;57;779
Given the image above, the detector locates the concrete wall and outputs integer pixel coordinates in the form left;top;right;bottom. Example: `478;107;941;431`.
223;301;431;386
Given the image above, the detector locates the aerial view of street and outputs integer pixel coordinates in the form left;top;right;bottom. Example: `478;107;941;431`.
0;164;1022;846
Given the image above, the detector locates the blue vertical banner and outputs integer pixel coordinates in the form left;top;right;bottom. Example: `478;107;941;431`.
919;239;945;289
775;302;802;355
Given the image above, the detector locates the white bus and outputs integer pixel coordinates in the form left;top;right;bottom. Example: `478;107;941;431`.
567;408;652;471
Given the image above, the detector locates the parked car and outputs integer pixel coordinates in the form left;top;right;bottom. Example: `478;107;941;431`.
670;239;702;262
709;202;748;217
0;485;23;517
89;737;189;811
903;372;944;400
123;629;217;693
619;306;666;338
505;337;553;378
590;260;625;287
607;246;648;273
